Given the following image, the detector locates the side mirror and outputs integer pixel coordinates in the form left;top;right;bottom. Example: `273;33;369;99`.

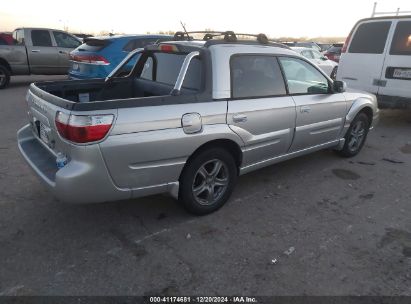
333;80;346;93
321;56;328;61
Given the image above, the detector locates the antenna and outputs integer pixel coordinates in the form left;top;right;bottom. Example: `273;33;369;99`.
180;21;191;40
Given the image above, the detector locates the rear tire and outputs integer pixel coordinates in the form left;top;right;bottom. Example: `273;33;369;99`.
336;112;370;158
179;147;238;215
0;65;10;89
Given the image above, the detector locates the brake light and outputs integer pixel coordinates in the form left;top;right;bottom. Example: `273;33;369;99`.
69;54;110;65
341;31;353;53
55;112;114;143
159;44;178;52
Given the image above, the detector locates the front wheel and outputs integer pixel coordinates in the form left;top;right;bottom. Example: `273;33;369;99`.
0;65;11;89
337;112;370;157
179;147;238;215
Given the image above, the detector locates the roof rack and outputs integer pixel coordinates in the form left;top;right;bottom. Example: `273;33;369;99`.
173;31;291;49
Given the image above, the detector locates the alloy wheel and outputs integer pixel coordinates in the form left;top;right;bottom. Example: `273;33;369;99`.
192;159;229;206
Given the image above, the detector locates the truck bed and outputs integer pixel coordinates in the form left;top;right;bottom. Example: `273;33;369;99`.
31;77;201;111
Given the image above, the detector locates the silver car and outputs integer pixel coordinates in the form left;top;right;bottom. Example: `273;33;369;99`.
17;32;379;215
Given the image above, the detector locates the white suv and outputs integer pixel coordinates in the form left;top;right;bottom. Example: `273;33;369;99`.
337;16;411;108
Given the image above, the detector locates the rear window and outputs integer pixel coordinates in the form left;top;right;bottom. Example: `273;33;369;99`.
390;21;411;55
78;39;110;52
349;21;391;54
143;53;202;90
123;38;169;52
158;53;202;90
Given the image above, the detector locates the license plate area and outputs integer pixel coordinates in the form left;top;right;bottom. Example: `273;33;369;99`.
32;119;50;145
386;67;411;80
39;122;50;145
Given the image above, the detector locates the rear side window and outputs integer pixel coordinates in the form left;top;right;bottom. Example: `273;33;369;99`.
231;55;286;98
53;31;81;48
78;39;110;52
390;21;411;55
0;37;7;45
31;30;52;47
349;21;391;54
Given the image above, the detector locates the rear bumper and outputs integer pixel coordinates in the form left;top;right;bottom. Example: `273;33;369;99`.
17;124;131;204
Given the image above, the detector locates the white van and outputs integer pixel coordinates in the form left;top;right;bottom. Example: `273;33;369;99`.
337;16;411;108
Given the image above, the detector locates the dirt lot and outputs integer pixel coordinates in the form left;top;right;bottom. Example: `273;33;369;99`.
0;76;410;296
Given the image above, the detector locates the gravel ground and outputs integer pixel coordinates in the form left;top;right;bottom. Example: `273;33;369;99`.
0;76;410;296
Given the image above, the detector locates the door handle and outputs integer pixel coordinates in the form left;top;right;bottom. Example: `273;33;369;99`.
31;50;40;53
59;50;67;54
232;114;248;123
300;106;311;113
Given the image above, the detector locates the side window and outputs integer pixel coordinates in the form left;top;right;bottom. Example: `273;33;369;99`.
278;57;329;95
390;21;411;55
0;37;6;45
140;57;154;80
231;55;286;98
14;30;25;45
31;30;52;47
349;21;391;54
53;32;80;48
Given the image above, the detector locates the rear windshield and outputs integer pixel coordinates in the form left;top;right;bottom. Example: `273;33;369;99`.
349;21;391;54
390;21;411;55
141;52;202;90
78;39;110;52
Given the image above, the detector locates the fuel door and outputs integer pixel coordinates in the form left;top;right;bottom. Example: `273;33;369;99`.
182;113;202;134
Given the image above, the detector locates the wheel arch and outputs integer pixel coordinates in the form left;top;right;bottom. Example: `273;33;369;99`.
0;58;12;72
346;97;376;124
181;138;243;176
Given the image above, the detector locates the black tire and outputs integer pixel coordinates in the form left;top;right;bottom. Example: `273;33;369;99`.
0;65;11;89
330;66;338;80
337;112;370;158
179;147;238;215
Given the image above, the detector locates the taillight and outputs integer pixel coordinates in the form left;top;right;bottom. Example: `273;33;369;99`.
69;54;110;65
341;31;353;53
55;112;114;143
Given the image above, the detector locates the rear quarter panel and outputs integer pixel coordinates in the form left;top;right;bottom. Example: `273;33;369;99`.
99;100;243;190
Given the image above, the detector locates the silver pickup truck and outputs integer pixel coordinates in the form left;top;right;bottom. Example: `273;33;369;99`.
17;32;379;215
0;28;81;89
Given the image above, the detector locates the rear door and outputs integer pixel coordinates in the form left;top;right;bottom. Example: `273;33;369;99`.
378;19;411;99
337;20;392;94
26;29;60;74
227;55;296;165
52;31;81;73
278;56;346;152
